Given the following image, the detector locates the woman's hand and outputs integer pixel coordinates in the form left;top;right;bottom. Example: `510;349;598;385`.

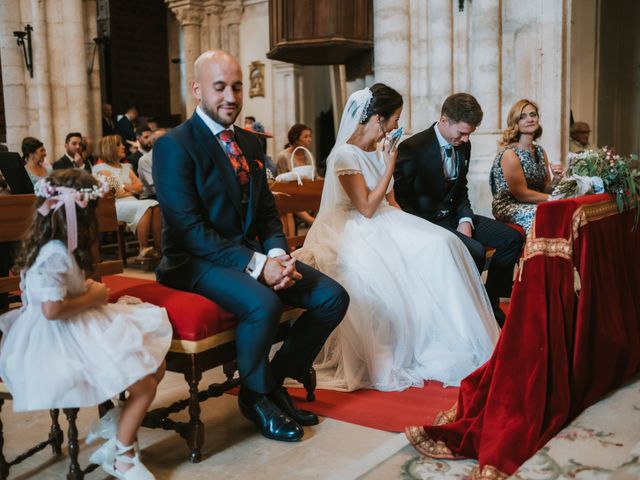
550;163;564;180
86;281;110;307
382;138;398;171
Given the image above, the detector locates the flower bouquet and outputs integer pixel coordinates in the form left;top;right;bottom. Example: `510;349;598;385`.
550;147;640;221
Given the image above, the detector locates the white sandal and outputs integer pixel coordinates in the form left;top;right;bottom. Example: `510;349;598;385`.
100;439;155;480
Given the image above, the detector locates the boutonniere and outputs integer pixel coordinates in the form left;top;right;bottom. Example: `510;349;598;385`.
254;159;264;170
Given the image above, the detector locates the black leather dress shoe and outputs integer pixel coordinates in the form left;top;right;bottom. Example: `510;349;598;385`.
269;387;319;426
238;395;303;442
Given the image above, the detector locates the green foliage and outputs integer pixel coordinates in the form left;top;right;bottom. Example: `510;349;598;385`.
567;148;640;225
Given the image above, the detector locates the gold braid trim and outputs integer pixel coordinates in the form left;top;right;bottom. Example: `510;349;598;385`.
571;199;620;240
405;426;461;459
434;402;458;426
521;198;619;264
469;465;508;480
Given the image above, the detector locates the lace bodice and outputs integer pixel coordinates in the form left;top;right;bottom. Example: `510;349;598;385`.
21;240;86;307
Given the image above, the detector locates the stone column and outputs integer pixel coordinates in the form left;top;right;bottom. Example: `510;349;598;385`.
466;0;503;217
171;3;205;115
425;0;452;124
84;0;102;142
470;0;501;131
271;61;304;155
373;0;411;131
60;0;91;149
29;0;55;153
219;1;243;58
0;0;29;151
202;0;224;50
408;0;428;132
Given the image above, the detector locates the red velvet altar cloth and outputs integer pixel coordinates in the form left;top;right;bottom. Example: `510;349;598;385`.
406;194;640;478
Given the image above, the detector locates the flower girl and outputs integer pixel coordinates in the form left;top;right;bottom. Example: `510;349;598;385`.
0;169;172;479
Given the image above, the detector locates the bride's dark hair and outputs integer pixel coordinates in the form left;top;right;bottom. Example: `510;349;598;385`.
361;83;403;124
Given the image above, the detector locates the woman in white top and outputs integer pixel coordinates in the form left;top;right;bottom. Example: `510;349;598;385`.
22;137;52;186
92;135;161;258
275;124;316;226
293;84;499;392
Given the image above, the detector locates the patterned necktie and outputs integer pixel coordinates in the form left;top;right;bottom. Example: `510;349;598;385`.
218;129;251;202
443;145;456;179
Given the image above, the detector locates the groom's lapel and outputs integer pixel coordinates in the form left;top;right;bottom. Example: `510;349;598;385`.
425;128;447;198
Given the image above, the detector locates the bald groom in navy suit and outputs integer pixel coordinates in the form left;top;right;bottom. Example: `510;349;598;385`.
152;50;348;442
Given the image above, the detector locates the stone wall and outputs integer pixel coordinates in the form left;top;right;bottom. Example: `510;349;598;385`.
372;0;572;216
0;0;101;157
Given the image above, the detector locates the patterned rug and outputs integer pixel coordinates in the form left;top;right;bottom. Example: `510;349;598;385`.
355;377;640;479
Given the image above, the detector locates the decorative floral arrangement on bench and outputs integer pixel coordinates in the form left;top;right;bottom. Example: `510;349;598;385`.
551;147;640;220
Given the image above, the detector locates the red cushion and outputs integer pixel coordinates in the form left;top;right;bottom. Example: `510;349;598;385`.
108;282;237;342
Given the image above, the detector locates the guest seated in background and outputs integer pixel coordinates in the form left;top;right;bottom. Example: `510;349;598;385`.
276;124;314;175
137;128;167;200
489;99;563;233
276;124;316;226
92;135;162;259
22;137;51;185
125;126;153;173
569;121;594;153
81;136;95;167
53;132;91;172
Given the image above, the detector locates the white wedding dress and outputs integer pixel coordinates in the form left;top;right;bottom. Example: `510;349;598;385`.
292;88;500;392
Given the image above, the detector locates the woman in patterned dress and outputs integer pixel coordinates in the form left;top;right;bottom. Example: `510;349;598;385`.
489;99;563;233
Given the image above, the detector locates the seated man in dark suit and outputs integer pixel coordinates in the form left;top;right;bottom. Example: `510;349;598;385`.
393;93;523;325
52;132;91;172
153;50;349;442
125;126;153;174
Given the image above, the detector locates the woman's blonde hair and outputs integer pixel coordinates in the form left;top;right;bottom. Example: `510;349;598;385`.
499;99;543;147
96;134;124;165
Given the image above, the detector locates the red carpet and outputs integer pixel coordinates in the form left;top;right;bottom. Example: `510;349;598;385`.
287;383;460;432
231;383;459;433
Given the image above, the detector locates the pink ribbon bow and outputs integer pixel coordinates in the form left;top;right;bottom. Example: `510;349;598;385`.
37;187;90;252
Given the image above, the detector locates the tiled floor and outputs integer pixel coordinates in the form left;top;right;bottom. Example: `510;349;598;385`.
4;366;397;479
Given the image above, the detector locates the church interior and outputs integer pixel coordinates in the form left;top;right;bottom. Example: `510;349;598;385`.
0;0;639;479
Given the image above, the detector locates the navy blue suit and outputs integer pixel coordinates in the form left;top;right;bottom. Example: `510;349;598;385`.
153;112;348;393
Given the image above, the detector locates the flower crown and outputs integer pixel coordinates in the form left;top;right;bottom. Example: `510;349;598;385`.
34;176;110;253
34;177;110;200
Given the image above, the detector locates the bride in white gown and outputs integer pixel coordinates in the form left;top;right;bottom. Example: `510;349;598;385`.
293;84;500;391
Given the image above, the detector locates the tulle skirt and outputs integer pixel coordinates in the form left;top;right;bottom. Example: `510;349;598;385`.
0;297;172;411
294;205;500;391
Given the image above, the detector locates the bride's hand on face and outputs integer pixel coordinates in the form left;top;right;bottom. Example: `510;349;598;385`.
382;138;398;170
